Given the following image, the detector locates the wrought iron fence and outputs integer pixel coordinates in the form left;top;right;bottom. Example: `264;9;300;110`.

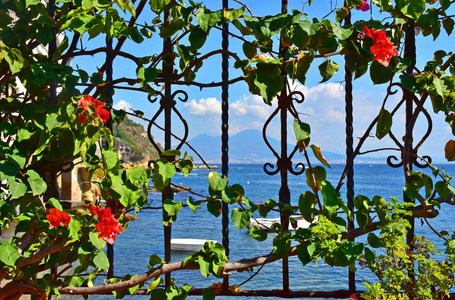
8;0;431;297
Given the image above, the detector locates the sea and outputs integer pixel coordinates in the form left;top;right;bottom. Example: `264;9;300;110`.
96;163;455;299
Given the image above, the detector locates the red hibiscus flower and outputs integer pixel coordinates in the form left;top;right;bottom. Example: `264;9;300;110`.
47;208;71;228
362;26;398;67
355;0;369;12
88;204;123;244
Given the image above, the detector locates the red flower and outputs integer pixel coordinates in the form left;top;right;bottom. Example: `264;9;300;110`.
362;26;398;67
88;204;123;244
96;107;110;123
78;113;87;124
355;0;369;11
47;208;71;228
79;95;96;111
78;95;110;124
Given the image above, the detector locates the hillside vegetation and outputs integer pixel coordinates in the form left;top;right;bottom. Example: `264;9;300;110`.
112;117;160;163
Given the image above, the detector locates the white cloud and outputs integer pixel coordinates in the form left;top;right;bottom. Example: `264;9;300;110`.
184;97;221;115
231;95;276;119
113;100;132;112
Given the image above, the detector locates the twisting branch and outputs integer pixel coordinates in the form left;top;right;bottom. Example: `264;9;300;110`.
233;0;254;17
175;50;242;81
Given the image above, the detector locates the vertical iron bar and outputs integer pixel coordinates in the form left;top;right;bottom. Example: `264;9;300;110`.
162;8;174;287
403;21;416;247
221;0;230;292
48;0;59;290
44;0;59;202
105;21;115;279
279;0;289;293
343;5;355;293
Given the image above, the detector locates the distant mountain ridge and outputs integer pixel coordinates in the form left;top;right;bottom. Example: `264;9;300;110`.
181;129;385;165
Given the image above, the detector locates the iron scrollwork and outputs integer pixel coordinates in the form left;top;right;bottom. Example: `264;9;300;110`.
262;90;306;176
146;90;189;157
384;83;433;169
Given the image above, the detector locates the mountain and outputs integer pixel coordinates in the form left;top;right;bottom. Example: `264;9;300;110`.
180;129;384;164
112;117;161;163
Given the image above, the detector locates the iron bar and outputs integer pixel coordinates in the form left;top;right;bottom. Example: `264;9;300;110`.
279;0;290;293
403;21;416;246
343;4;356;293
221;0;230;292
162;8;174;287
105;20;115;279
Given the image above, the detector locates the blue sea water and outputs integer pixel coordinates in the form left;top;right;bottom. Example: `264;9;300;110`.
100;163;455;299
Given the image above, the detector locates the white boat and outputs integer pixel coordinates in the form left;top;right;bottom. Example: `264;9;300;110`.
247;217;314;231
170;238;217;251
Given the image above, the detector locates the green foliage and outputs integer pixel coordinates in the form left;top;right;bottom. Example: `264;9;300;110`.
1;0;455;297
360;200;455;300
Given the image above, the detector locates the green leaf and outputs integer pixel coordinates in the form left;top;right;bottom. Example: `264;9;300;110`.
400;0;425;20
46;113;64;132
242;42;257;59
187;197;202;213
207;199;221;217
149;254;165;267
0;242;20;266
223;7;244;20
178;159;193;177
89;231;106;249
298;191;317;222
8;179;27;199
161;149;181;156
163;199;183;216
443;18;454;36
367;233;385;248
293;119;310;144
376;109;392;139
26;170;47;196
127;167;148;186
364;248;376;270
231;208;251;231
0;160;20;181
435;181;450;199
208;171;228;192
93;250;109;271
147;276;162;293
129;27;144;43
1;48;24;74
370;60;392;84
318;60;339;83
331;23;353;40
297;243;316;266
254;63;283;103
102;149;119;171
273;231;291;257
355;210;369;230
433;77;452;98
68;218;82;240
202;288;216;300
150;0;170;12
249;224;267;241
189;26;207;50
197;8;223;32
319;180;338;216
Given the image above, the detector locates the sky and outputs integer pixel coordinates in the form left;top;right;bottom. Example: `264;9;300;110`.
74;0;455;163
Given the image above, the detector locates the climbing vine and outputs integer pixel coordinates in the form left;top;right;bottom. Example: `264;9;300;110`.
1;0;455;299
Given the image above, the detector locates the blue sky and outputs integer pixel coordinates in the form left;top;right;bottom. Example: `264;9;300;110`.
74;0;455;162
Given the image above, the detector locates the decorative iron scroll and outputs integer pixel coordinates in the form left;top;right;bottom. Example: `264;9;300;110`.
146;90;189;157
383;83;433;169
262;90;306;176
